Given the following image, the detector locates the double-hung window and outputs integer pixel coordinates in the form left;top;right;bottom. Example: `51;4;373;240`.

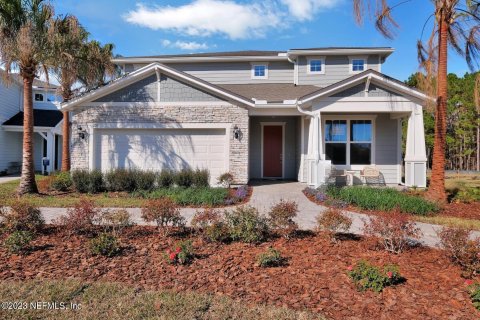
251;64;268;79
325;119;373;166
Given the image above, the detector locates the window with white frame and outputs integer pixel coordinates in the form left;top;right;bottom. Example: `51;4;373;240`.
34;93;44;101
350;57;366;73
325;119;373;165
308;58;324;74
252;64;268;79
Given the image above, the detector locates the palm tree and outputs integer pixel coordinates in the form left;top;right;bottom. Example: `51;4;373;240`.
353;0;480;203
0;0;54;194
50;15;88;172
50;17;115;171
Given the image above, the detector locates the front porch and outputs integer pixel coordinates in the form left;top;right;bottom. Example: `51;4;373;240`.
248;108;427;188
1;109;64;174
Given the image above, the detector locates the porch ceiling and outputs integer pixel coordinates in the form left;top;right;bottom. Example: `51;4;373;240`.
2;110;62;128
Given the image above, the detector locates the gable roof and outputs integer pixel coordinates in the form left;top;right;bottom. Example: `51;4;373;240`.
218;84;320;103
61;62;255;110
2;109;63;127
297;69;431;105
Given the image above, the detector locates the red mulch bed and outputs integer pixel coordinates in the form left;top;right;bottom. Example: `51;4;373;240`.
0;226;477;320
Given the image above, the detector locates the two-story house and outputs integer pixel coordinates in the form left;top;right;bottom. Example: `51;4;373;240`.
0;75;63;175
60;47;428;188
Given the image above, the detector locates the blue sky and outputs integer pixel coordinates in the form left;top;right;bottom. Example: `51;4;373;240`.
52;0;472;81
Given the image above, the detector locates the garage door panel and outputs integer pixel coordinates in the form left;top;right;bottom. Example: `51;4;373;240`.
95;128;228;184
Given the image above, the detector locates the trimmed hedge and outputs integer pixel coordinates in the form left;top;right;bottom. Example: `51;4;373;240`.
141;187;229;206
325;186;438;215
70;169;214;194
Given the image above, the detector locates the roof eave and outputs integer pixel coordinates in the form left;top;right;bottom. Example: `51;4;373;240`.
287;48;394;58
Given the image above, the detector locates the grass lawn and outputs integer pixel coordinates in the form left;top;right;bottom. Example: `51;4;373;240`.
416;215;480;230
0;279;324;320
444;172;480;193
0;175;228;208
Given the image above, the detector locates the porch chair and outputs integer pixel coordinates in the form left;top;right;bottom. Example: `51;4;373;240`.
360;166;382;186
327;167;347;186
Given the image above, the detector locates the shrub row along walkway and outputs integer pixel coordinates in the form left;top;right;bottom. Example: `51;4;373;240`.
39;181;479;248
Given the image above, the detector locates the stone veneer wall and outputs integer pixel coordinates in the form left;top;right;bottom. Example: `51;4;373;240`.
70;104;249;184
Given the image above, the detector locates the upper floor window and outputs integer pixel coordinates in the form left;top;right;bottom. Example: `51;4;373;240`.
34;93;44;102
251;64;268;79
307;57;325;74
349;56;367;73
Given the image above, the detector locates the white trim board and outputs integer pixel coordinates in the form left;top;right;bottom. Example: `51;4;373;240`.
260;122;286;179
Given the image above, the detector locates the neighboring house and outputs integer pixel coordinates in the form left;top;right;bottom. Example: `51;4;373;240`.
61;47;428;187
0;75;63;174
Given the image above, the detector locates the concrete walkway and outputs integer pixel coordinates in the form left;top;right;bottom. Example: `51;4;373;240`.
0;175;20;184
13;180;477;248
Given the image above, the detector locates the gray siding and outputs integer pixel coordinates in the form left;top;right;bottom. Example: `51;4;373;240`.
298;55;380;87
0;81;22;172
375;113;400;184
130;61;294;85
159;74;222;102
95;75;157;102
331;83;401;98
249;116;299;180
94;74;224;103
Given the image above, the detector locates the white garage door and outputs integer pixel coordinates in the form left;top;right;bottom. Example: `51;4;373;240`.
95;128;228;184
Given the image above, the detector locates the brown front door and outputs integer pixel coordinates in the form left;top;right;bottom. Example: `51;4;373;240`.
263;125;283;178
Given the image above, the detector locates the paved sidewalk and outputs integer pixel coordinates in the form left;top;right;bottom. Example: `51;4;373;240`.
34;181;480;248
0;175;20;184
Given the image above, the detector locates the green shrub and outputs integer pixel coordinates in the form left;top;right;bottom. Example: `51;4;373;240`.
454;187;480;203
191;209;229;242
175;169;194;188
347;260;403;292
99;209;134;236
104;169;136;192
256;247;285;267
164;240;195;265
146;187;228;206
71;170;104;193
141;198;185;235
134;170;157;191
55;198;100;236
4;231;33;254
217;172;234;188
192;169;210;187
0;202;44;234
50;172;73;191
90;232;120;257
225;206;269;243
316;208;352;242
325;186;437;215
468;283;480;310
267;200;298;239
158;169;175;188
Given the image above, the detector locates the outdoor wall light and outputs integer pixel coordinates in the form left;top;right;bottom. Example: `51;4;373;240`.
77;126;87;140
233;125;241;140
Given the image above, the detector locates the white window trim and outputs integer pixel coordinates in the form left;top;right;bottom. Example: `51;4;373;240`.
307;56;326;75
349;56;368;74
34;92;45;102
260;122;285;179
322;115;376;170
251;62;269;79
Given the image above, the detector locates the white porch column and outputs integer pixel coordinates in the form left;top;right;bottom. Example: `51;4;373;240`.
46;131;55;173
404;104;427;187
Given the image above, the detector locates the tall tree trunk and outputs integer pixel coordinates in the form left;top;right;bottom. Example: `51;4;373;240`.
477;124;479;171
18;75;38;194
426;12;448;203
61;110;70;171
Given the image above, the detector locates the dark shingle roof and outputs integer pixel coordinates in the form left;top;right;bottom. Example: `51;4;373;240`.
2;109;63;127
217;83;320;102
289;46;393;51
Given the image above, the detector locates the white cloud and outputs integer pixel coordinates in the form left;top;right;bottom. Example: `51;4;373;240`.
162;39;210;51
280;0;337;20
124;0;283;40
